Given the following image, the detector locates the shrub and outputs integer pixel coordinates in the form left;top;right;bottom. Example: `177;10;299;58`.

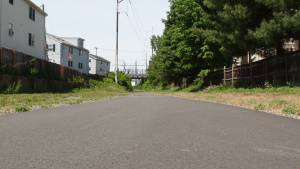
186;78;204;92
108;72;133;91
68;76;86;88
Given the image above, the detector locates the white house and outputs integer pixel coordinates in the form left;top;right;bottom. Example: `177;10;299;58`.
89;54;111;75
235;39;300;65
0;0;47;59
46;33;90;74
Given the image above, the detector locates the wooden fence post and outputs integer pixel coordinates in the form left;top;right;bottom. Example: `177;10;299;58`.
12;50;15;68
0;47;2;65
240;64;243;84
224;66;226;85
249;52;253;85
266;58;268;82
232;66;234;85
285;55;288;84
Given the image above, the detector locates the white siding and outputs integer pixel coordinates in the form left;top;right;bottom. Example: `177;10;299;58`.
89;58;96;74
0;0;46;59
61;38;84;48
46;36;61;64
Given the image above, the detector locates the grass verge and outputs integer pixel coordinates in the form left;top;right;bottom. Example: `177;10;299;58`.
149;85;300;119
0;79;130;114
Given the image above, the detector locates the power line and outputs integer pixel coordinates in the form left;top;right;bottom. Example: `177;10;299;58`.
128;0;147;33
97;47;151;53
125;13;145;44
127;0;145;40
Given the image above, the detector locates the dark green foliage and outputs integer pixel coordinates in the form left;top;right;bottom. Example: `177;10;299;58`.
186;78;204;92
67;76;86;88
108;72;133;91
145;0;300;88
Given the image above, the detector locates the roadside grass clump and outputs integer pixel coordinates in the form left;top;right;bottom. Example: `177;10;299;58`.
254;103;266;111
282;104;300;115
15;105;31;112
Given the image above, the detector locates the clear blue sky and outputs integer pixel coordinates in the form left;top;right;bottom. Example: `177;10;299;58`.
31;0;170;70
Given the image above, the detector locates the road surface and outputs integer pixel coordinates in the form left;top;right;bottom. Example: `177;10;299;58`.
0;92;299;168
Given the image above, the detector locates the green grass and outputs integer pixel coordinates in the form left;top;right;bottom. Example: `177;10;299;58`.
202;84;300;95
148;85;300;116
0;79;130;114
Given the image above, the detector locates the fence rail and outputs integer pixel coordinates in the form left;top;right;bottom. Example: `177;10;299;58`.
202;51;300;86
120;69;147;75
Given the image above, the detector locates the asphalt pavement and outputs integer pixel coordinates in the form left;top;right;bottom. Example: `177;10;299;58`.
0;92;299;168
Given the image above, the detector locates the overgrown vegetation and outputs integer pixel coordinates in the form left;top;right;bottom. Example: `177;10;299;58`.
108;72;133;91
2;80;22;94
0;78;130;114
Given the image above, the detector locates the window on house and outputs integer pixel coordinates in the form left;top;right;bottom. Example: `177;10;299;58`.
9;0;13;5
28;33;34;46
78;63;83;69
68;47;73;54
107;63;109;66
79;50;82;56
100;61;102;64
8;23;14;36
47;44;56;52
78;40;83;47
100;68;102;71
29;6;35;21
68;61;73;68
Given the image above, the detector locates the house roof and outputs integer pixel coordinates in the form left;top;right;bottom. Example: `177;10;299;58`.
24;0;48;16
47;33;89;52
89;54;111;63
61;37;85;41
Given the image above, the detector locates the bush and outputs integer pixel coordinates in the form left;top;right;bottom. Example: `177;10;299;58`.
108;72;133;91
68;76;86;88
185;78;204;92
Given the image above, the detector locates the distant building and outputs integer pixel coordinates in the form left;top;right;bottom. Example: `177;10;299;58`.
235;38;300;65
89;54;110;75
0;0;48;59
46;33;90;73
283;38;299;52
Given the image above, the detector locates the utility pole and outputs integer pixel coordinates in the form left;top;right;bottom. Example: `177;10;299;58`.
146;51;148;70
152;27;154;59
115;0;123;84
95;47;98;56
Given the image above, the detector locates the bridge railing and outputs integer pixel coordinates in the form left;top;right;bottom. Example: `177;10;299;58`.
120;69;147;75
